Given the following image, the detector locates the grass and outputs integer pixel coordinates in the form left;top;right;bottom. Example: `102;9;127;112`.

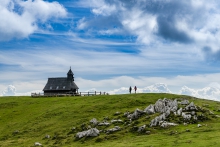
0;93;220;147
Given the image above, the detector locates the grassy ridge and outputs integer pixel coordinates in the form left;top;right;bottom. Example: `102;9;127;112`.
0;93;220;147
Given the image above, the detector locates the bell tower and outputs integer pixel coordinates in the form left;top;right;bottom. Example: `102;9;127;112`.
67;67;74;81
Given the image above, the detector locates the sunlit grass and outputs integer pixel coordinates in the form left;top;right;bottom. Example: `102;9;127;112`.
0;93;220;147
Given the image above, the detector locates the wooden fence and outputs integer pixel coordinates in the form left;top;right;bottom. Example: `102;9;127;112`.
31;91;108;98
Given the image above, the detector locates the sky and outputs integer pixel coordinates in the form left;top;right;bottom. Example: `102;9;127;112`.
1;0;220;100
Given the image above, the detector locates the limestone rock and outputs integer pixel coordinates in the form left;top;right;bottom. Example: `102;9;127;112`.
90;118;98;126
45;135;50;139
34;142;42;146
198;124;202;127
160;121;178;128
106;126;121;133
111;119;123;123
177;108;182;116
127;108;145;120
98;122;110;126
137;125;146;132
181;100;189;105
182;112;192;120
76;128;100;138
144;104;155;114
185;102;197;111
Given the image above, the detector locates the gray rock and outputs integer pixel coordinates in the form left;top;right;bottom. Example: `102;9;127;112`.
45;135;50;139
182;112;192;120
144;104;155;114
137;125;146;132
181;100;189;105
106;126;121;133
198;124;202;127
98;122;110;126
34;142;42;146
90;118;98;126
177;108;182;116
145;131;151;135
185;102;197;111
76;128;100;138
160;121;178;128
128;108;145;120
111;119;123;123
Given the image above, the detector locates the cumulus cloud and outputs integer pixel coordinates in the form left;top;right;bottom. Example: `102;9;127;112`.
0;85;16;96
76;0;220;58
0;0;67;41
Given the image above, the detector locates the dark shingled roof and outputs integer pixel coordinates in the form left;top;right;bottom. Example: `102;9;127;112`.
43;77;79;91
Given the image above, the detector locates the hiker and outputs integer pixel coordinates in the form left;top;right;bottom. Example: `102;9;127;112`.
129;86;132;94
134;86;137;94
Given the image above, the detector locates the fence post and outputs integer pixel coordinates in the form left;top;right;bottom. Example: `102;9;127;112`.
104;92;105;95
88;91;89;96
80;92;81;96
100;91;101;95
95;91;96;95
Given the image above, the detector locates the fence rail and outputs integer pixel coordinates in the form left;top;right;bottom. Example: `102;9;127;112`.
31;91;108;98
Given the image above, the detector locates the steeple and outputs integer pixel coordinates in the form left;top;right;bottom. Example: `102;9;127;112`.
67;67;74;81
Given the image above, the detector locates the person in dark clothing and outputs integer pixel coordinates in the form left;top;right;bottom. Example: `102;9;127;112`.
134;86;137;94
129;86;132;94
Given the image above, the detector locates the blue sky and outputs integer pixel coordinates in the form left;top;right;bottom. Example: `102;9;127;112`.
1;0;220;99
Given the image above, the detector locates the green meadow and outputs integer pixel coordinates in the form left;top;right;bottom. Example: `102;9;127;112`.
1;93;220;147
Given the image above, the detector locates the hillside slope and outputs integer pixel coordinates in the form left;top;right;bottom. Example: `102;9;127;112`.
0;93;220;147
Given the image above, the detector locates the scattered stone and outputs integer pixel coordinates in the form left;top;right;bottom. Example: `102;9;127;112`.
114;111;121;115
127;108;145;120
186;129;190;132
45;135;50;139
76;128;100;138
90;118;98;126
106;126;121;133
160;121;178;128
124;111;130;117
182;112;192;120
137;125;146;132
111;119;123;123
183;122;188;125
13;130;19;134
181;100;189;105
98;122;110;126
185;102;197;111
198;124;202;127
144;104;155;114
177;108;182;116
145;131;151;135
34;142;42;146
71;127;76;131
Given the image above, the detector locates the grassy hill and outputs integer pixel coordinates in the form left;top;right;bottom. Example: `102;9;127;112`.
0;93;220;147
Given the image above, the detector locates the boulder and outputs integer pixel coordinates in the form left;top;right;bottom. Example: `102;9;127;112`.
76;128;100;138
182;112;192;120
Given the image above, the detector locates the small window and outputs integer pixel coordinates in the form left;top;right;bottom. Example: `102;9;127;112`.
50;86;52;90
63;86;65;89
56;86;59;89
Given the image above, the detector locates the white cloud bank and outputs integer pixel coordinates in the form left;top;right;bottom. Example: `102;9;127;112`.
0;0;67;41
1;83;220;101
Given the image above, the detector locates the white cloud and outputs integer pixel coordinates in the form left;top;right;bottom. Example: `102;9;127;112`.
0;0;67;41
0;85;16;96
